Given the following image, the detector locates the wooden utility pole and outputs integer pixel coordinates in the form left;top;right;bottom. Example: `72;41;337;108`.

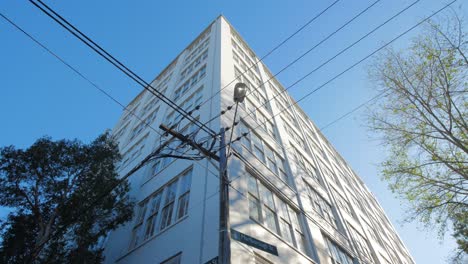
159;124;230;264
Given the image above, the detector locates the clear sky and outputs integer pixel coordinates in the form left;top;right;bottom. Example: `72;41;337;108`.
0;0;465;263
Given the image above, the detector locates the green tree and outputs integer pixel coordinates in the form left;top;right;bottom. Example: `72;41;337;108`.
368;11;467;262
0;133;134;264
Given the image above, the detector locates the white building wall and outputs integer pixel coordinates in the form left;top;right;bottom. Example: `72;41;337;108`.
104;15;415;264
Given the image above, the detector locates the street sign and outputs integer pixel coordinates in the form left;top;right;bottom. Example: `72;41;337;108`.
230;229;278;256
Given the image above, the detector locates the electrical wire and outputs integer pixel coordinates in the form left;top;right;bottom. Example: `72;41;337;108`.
0;9;217;175
195;0;342;111
227;151;359;257
1;9;237;260
319;89;388;131
216;0;457;153
195;0;386;134
0;9;212;184
225;0;420;129
0;12;166;138
29;0;216;138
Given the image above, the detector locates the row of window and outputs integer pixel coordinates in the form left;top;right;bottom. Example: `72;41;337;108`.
283;120;307;151
269;81;290;109
268;78;334;167
118;135;148;170
232;38;259;73
348;225;373;262
232;45;261;85
140;96;158;117
231;30;257;65
325;236;354;264
306;183;339;231
185;36;210;63
240;121;288;183
166;87;204;127
234;66;271;114
179;50;208;81
247;173;308;254
129;108;159;141
290;145;321;184
148;72;172;101
121;101;141;123
130;168;192;249
242;98;278;141
174;65;206;101
332;188;354;219
185;27;211;54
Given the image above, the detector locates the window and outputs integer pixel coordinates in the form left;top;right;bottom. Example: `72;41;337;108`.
306;183;339;230
321;165;340;185
325;236;354;264
291;145;320;184
160;180;177;230
231;38;260;75
234;67;271;113
348;225;373;261
144;107;159;126
129;121;147;140
332;189;354;218
244;104;278;140
113;122;129;142
175;65;207;101
129;202;147;249
283;120;306;150
282;108;297;127
120;137;147;170
129;168;193;249
247;173;308;253
240;122;288;183
166;87;204;128
176;169;192;219
144;192;162;239
151;151;173;176
161;253;182;264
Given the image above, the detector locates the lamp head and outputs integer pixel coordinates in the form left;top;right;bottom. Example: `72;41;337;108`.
233;82;247;103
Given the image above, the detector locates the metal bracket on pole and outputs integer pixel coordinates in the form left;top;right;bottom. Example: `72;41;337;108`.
159;124;219;161
160;124;229;263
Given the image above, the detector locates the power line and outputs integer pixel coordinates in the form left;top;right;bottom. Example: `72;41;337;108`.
0;12;216;172
0;6;224;195
0;12;164;137
208;0;420;149
0;9;221;211
195;0;385;133
228;152;360;258
2;8;233;260
195;0;342;111
319;89;388;131
216;0;457;153
29;0;217;138
234;0;420;126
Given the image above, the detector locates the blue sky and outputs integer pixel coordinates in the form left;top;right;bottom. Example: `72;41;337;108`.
0;0;465;263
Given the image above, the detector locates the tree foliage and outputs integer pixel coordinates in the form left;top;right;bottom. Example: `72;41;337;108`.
0;132;134;263
368;11;468;262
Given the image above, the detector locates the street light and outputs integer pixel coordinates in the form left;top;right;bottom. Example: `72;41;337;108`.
219;82;248;264
233;82;247;103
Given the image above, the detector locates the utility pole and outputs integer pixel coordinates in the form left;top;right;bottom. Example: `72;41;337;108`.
160;82;246;264
160;124;230;264
218;127;230;264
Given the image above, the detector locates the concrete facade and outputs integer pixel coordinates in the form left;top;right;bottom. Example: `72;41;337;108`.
103;16;415;264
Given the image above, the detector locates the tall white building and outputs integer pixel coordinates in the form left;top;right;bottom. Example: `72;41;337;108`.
103;16;415;264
